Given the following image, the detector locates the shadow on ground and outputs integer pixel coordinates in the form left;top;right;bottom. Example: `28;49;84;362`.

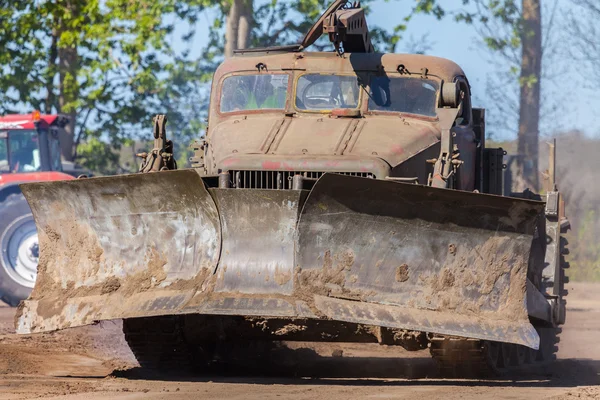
111;347;600;389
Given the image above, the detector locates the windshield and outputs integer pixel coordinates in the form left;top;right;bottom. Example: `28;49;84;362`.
295;74;360;111
220;74;289;113
48;130;62;171
369;77;438;117
0;130;41;173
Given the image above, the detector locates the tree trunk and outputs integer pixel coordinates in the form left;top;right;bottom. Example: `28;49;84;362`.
57;44;78;162
225;0;253;57
45;29;58;114
56;1;80;162
515;0;542;192
237;0;252;50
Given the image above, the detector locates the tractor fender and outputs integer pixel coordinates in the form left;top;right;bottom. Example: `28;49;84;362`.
0;171;74;203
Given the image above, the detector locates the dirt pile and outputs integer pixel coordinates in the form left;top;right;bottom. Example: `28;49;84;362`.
0;312;136;377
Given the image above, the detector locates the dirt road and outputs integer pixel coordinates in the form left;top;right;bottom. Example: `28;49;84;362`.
1;282;599;399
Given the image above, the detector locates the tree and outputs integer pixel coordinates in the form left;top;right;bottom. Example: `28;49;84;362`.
417;0;563;191
458;0;542;191
0;0;208;162
568;1;600;86
153;56;215;167
225;0;253;57
516;0;542;191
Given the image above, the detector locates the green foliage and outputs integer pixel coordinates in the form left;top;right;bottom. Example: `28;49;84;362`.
413;0;446;19
419;1;525;73
75;137;121;176
453;1;523;53
0;0;209;171
519;73;538;88
153;57;213;167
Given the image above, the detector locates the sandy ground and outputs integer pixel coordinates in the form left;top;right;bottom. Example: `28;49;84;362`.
0;282;599;399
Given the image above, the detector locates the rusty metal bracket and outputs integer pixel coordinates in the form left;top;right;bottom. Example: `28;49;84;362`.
397;64;409;75
138;114;178;173
190;138;207;170
429;108;461;188
300;0;373;55
541;139;569;325
256;62;267;72
545;192;559;217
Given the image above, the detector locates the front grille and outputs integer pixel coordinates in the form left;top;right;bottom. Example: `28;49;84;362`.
229;170;375;189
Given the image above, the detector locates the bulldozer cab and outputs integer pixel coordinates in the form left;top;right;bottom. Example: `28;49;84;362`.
192;0;478;190
204;51;477;191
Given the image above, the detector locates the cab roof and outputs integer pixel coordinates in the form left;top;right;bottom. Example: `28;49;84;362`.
0;114;68;130
216;51;466;83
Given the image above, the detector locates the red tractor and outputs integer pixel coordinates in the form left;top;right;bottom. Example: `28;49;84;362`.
0;111;74;306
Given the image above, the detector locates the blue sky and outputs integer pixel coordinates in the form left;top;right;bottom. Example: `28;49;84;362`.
369;0;598;140
174;0;598;140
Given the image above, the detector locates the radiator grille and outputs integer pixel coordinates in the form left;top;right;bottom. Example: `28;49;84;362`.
229;170;375;189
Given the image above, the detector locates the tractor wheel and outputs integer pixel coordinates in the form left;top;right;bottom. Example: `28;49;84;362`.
0;193;37;306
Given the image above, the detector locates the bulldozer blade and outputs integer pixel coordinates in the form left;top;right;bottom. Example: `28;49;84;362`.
209;189;306;295
17;171;544;349
296;174;545;348
16;170;221;333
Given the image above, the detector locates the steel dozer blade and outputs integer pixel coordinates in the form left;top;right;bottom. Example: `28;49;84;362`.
17;171;544;350
16;170;221;333
296;174;545;349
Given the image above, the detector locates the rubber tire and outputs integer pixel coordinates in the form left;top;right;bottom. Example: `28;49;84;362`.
0;193;35;306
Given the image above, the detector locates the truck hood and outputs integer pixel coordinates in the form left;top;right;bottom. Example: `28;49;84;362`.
210;114;440;168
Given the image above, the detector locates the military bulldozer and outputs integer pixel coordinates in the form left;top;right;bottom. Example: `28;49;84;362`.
16;0;569;374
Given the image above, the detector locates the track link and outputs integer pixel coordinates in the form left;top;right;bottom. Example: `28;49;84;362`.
430;327;561;376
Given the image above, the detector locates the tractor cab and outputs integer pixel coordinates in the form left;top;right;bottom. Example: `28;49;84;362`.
0;111;66;174
0;112;72;307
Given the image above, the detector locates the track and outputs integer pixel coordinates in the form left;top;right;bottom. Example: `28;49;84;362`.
429;327;559;376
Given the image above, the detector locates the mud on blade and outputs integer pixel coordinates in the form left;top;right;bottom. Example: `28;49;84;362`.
16;170;221;332
17;171;544;349
296;174;545;348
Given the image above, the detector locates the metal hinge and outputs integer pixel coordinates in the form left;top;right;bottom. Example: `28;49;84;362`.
189;138;206;169
545;191;559;217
